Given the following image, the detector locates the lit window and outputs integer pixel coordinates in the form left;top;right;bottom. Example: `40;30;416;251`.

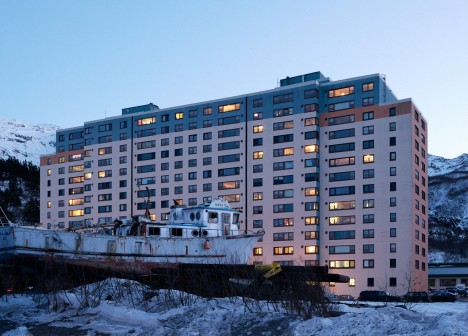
47;201;51;208
253;125;264;133
305;187;319;196
349;278;356;287
305;245;318;254
218;103;240;113
363;154;374;163
137;117;156;126
304;144;319;153
69;209;84;217
328;86;354;97
253;151;264;159
175;112;183;120
253;192;263;200
253;247;263;256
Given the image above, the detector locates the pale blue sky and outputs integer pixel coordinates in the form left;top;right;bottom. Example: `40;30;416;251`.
1;1;467;158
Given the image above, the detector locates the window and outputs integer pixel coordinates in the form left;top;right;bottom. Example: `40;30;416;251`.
363;199;374;208
363;154;374;163
329;230;355;240
329;128;355;140
273;218;294;227
219;115;240;125
274;147;294;157
219;180;240;190
390;182;397;191
362;97;374;106
253;164;263;173
253;206;263;214
253;247;263;256
273;246;294;255
329;245;354;254
329;142;355;153
273;93;293;104
329;215;355;225
363;184;374;193
305;246;319;254
304;118;317;126
273;107;294;117
273;232;294;241
329;260;355;269
253;178;263;187
363;214;374;223
218;167;240;177
390;197;397;207
389;122;396;131
363;244;374;253
253;125;264;133
273;175;294;185
218;103;240;113
203;107;212;115
203;120;212;128
363;259;374;268
252;192;263;200
253;98;263;108
390;213;397;222
362;82;374;92
273;189;294;199
137;117;156;126
329;101;355;112
363;140;374;149
390;228;397;237
328;86;354;97
329;156;355;167
363;169;374;179
329;186;355;196
329;200;355;211
390;167;397;176
363;111;374;120
304;89;319;99
203;183;212;192
362;125;374;135
363;229;374;238
253;151;264;159
304;103;318;112
328;114;355;126
389;137;396;146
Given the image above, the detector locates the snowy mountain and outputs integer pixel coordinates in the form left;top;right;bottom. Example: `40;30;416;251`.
0;118;60;166
428;153;468;262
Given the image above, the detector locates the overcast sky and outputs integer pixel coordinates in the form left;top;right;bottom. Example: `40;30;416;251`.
1;1;467;158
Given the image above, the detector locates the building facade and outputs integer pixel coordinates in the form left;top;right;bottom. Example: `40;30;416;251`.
40;71;428;297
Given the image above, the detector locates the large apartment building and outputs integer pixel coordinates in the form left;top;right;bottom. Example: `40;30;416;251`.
40;71;428;297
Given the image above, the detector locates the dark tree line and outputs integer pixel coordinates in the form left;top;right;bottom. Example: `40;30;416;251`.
0;157;40;225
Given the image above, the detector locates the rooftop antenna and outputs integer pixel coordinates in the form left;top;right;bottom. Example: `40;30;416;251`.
382;74;387;103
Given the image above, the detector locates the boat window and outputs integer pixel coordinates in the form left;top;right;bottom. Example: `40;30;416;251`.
148;227;161;236
196;211;201;221
233;213;239;224
222;213;230;224
208;212;218;223
171;228;183;237
192;230;199;237
190;212;195;221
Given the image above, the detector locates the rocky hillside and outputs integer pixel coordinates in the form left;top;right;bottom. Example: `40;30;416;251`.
428;154;468;262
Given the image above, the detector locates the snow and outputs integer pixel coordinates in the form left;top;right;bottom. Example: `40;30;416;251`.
1;279;468;335
428;153;468;177
0;118;60;165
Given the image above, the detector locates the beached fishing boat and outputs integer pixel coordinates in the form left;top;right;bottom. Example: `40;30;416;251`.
0;198;264;275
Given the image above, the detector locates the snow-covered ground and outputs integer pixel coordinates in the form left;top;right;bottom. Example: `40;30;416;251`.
1;279;467;336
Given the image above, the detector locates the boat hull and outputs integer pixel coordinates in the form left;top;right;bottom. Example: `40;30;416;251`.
1;226;262;275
